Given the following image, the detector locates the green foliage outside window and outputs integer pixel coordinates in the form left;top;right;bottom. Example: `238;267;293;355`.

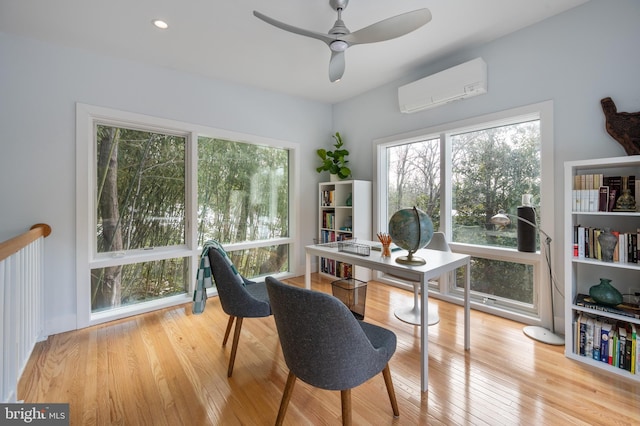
91;127;290;312
387;119;541;305
93;126;187;311
197;137;290;277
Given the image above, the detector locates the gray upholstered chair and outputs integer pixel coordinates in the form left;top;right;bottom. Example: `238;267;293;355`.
265;276;399;426
208;247;271;377
394;231;450;326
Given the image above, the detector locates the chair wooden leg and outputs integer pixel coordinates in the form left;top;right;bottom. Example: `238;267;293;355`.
382;364;400;417
222;315;235;346
275;371;297;426
340;389;352;426
227;317;243;377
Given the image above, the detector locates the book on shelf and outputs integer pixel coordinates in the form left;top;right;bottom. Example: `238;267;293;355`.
619;327;628;370
598;186;610;212
585;316;595;358
321;189;335;206
609;327;616;365
631;323;638;374
578;313;587;356
593;319;602;361
600;322;612;363
574;294;640;319
573;174;639;212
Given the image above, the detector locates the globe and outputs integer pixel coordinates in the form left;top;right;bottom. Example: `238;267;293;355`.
388;207;434;265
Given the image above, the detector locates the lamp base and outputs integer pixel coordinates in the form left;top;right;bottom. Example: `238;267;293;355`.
522;325;564;346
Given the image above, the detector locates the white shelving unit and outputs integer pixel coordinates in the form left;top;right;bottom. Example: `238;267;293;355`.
318;179;372;282
564;156;640;382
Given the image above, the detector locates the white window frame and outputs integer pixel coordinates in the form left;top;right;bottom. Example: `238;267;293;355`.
373;101;554;327
76;104;299;328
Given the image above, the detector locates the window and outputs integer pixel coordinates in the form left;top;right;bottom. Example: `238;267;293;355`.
197;137;290;276
376;102;554;323
451;120;540;305
77;104;298;327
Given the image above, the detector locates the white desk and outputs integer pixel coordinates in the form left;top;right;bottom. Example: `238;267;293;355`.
304;241;471;393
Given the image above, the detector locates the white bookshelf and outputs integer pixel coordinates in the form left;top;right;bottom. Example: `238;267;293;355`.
564;156;640;382
318;179;371;282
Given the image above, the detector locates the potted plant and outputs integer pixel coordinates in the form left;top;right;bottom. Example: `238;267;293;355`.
316;132;352;180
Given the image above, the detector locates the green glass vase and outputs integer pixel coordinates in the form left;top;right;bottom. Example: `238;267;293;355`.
589;278;623;306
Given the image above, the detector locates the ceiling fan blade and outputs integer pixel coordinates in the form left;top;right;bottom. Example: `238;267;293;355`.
344;8;432;45
329;51;345;82
253;11;334;45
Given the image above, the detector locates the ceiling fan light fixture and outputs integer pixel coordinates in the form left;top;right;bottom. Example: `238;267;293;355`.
330;40;349;52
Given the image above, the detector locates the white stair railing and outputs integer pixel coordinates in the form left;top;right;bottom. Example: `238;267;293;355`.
0;224;50;403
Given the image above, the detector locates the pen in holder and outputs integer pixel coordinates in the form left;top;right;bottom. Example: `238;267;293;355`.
377;233;392;257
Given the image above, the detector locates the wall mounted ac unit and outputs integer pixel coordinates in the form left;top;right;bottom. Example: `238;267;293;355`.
398;57;487;114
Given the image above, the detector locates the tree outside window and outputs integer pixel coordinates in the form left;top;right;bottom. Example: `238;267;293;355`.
384;117;542;308
197;137;290;277
93;125;187;312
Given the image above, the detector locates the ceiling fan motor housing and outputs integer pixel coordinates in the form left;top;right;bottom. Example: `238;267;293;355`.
330;0;349;12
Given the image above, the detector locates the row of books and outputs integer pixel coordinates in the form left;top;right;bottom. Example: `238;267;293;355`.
321;189;336;207
573;226;640;263
572;174;638;212
321;211;335;230
574;312;639;374
320;258;353;278
318;230;354;244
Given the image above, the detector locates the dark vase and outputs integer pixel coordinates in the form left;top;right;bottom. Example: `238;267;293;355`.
597;228;618;262
589;278;623;306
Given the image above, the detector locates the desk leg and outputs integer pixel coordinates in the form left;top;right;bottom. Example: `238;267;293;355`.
305;252;311;289
464;259;471;350
420;277;428;392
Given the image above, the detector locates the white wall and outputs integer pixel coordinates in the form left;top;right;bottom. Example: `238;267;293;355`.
0;32;331;334
332;0;640;324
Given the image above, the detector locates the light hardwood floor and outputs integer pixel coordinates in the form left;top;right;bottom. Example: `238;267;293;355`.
19;274;640;425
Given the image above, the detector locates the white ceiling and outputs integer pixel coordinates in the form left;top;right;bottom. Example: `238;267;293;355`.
0;0;589;104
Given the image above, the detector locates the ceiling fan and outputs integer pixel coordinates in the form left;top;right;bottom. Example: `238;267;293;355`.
253;0;432;82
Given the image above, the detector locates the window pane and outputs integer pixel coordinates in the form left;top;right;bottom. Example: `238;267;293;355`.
458;258;533;304
91;257;188;312
197;137;289;277
227;244;290;278
96;125;186;253
386;138;441;230
451;120;540;249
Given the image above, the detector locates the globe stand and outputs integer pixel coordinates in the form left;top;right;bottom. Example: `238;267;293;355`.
395;250;426;265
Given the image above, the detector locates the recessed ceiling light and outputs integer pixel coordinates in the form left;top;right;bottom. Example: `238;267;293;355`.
152;19;169;30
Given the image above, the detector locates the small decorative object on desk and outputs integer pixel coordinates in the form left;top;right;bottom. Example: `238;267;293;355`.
377;232;392;257
597;228;618;262
589;278;623;306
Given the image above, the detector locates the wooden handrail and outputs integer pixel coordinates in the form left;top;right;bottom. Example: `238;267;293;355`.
0;223;52;262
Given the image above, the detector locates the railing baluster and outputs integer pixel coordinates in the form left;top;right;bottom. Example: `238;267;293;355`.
0;224;51;403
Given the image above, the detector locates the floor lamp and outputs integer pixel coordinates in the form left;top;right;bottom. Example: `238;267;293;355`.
491;209;565;346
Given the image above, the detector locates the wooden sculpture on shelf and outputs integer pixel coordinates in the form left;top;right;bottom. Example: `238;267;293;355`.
601;97;640;156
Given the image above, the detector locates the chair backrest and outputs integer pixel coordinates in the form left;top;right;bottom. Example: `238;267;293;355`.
208;247;270;317
265;276;393;391
426;232;451;252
